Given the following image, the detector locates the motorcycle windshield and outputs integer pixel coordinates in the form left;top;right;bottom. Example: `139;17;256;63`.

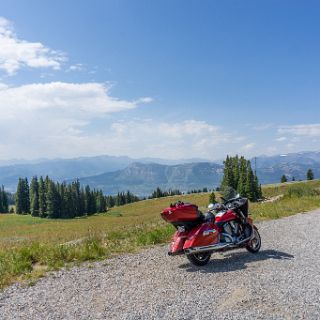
220;186;240;201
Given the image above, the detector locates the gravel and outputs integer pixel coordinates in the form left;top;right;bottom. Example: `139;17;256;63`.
1;210;320;320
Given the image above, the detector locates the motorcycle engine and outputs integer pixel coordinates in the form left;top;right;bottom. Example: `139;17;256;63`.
224;221;240;235
223;221;241;242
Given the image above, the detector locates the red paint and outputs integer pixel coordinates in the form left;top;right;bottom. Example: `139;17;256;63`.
170;230;188;254
215;209;238;224
183;222;219;249
161;203;200;223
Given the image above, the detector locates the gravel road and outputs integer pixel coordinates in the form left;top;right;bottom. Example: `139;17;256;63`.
1;210;320;320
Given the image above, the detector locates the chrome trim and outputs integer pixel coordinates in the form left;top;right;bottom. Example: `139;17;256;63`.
203;229;216;236
220;232;233;243
185;242;232;254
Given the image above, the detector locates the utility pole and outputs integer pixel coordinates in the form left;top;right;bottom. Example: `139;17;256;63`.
254;157;257;175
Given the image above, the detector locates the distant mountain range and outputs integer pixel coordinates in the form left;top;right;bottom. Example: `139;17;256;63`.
0;155;209;192
0;151;319;195
255;151;320;184
78;162;224;196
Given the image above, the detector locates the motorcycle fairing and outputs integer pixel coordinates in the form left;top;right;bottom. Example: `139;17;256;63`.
215;209;238;226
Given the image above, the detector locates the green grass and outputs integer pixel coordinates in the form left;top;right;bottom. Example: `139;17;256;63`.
0;179;320;289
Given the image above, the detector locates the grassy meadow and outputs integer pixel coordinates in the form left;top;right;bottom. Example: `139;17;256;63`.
1;180;320;289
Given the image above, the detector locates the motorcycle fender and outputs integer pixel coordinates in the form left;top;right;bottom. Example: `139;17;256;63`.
169;230;188;254
183;223;219;250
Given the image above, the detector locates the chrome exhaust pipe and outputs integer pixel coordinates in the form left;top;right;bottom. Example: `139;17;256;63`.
184;242;232;254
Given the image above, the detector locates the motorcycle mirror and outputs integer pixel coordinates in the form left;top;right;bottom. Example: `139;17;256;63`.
208;203;214;210
236;193;240;198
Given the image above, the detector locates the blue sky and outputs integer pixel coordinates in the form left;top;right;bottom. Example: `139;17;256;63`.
0;0;319;160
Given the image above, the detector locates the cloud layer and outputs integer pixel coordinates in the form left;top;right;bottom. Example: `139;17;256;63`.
0;81;154;158
0;82;149;118
278;124;320;137
0;17;65;75
0;81;240;160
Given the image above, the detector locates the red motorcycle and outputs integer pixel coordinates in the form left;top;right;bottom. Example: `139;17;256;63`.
161;194;261;266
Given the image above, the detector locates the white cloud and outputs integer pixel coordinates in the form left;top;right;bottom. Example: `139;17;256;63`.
0;82;151;118
0;17;65;75
276;136;287;142
242;143;255;150
67;63;84;72
0;81;154;158
278;124;320;137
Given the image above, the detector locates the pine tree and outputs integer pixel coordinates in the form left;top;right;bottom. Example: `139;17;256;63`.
221;155;236;190
24;178;30;213
281;175;288;183
38;176;47;217
96;190;106;212
209;191;216;203
78;188;86;216
59;183;66;218
64;185;75;218
106;195;115;209
46;180;59;219
244;162;256;201
16;178;30;214
0;186;8;213
30;176;40;216
307;169;314;180
85;185;94;214
238;157;247;197
3;188;8;212
253;173;262;200
232;155;240;190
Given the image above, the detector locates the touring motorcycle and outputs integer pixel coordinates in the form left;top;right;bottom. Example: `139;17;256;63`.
161;193;261;266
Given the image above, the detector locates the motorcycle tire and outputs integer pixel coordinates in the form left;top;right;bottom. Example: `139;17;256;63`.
246;228;261;253
187;252;211;266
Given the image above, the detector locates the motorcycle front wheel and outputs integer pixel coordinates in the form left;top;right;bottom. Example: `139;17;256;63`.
187;252;211;266
246;228;261;253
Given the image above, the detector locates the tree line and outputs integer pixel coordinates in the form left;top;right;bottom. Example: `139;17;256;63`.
105;191;140;207
220;155;262;202
148;187;182;199
15;176;143;218
187;187;209;194
16;177;107;218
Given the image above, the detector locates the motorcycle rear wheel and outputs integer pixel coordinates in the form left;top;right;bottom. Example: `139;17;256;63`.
187;252;211;266
246;228;261;253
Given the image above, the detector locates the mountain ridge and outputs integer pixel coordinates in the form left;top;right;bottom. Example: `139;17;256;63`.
0;151;319;194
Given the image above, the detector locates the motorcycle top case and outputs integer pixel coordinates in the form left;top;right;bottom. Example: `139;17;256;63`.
161;202;200;223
